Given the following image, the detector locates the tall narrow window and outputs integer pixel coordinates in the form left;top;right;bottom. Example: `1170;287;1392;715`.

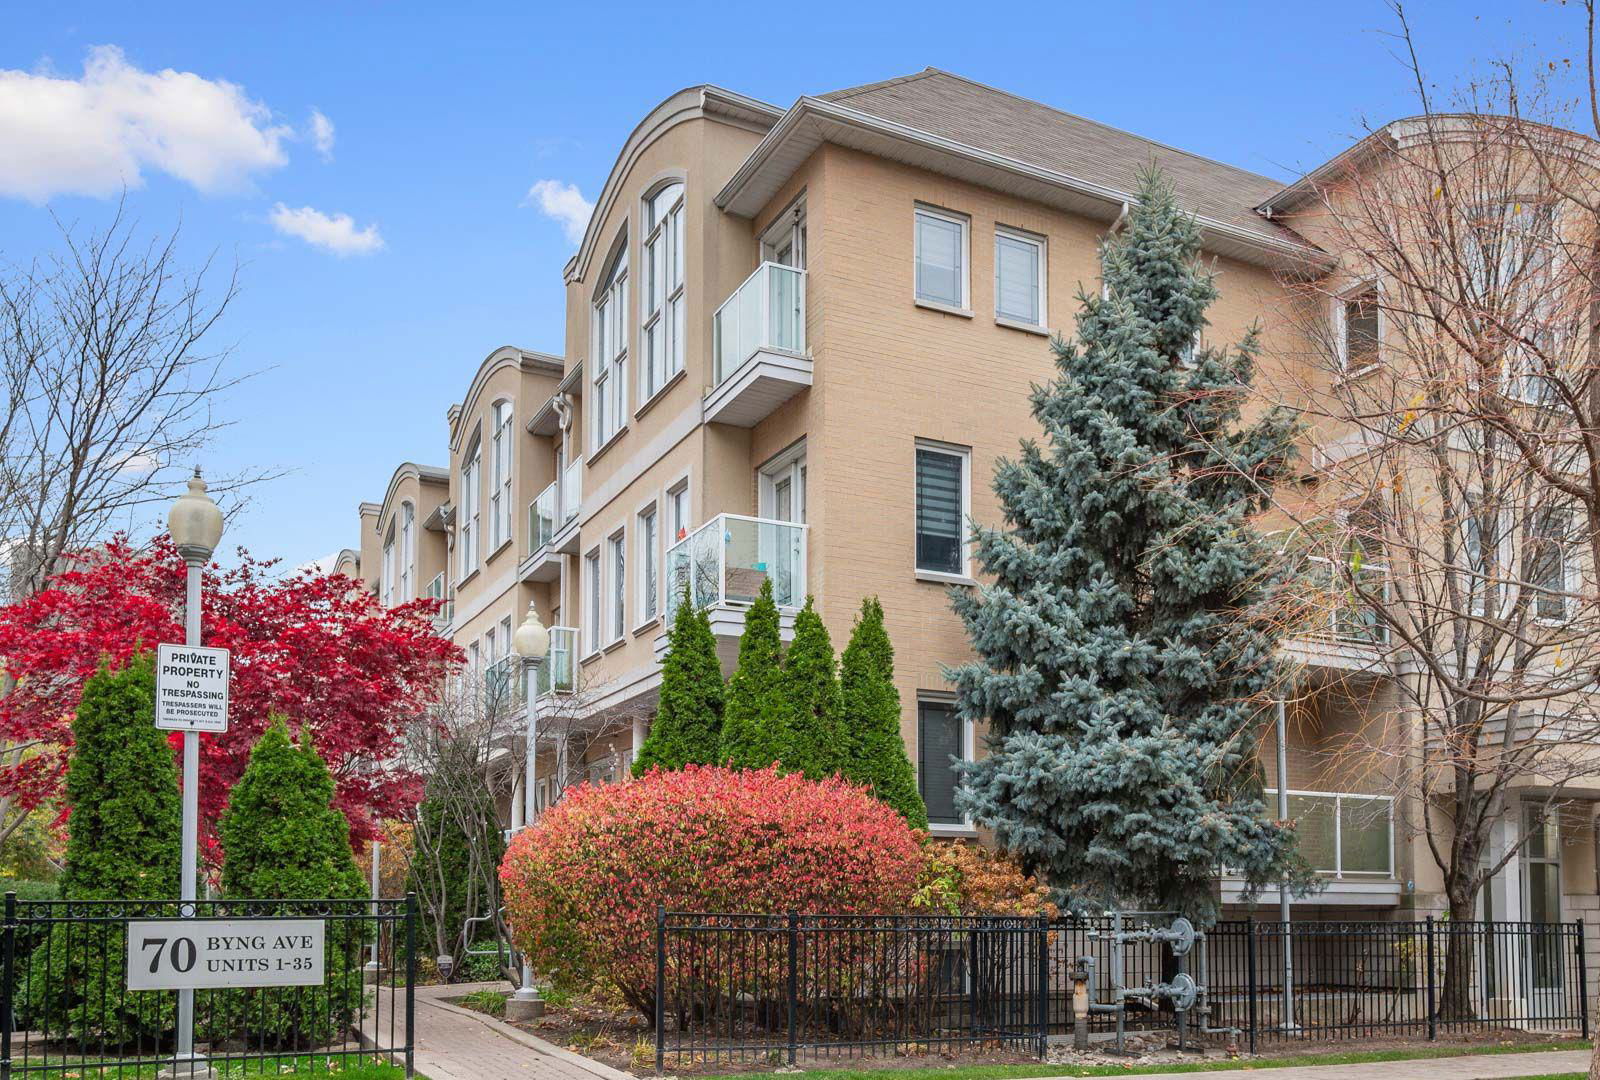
915;442;968;576
460;446;481;579
918;700;968;827
915;207;967;309
608;533;626;642
398;502;415;601
995;227;1045;327
668;483;689;543
593;245;629;448
643;182;685;399
381;520;396;607
1531;509;1572;621
584;549;601;654
1336;289;1380;374
490;401;513;549
639;506;659;623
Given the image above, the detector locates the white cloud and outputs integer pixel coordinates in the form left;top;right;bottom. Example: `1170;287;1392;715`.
0;45;291;202
308;108;335;162
523;179;593;245
268;203;384;256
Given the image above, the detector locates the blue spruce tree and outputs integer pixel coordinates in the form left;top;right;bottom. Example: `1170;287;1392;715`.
950;168;1306;922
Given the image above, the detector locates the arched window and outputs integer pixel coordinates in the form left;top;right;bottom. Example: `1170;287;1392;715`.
642;182;685;398
460;435;482;578
381;517;396;607
399;501;415;601
490;401;514;549
593;239;628;448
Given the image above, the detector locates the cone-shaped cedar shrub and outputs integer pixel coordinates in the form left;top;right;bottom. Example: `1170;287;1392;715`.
25;652;180;1043
717;579;787;769
633;582;725;776
838;598;927;829
780;597;844;780
217;717;364;1046
948;168;1306;922
501;765;924;1018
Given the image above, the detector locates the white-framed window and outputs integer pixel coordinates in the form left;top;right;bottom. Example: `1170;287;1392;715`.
642;182;685;400
460;443;481;579
1522;803;1563;934
917;697;973;829
398;501;415;602
914;439;970;578
583;548;601;655
914;206;969;310
593;243;629;449
608;531;626;643
467;640;480;676
1530;508;1574;622
381;519;396;607
667;481;689;544
490;400;514;549
1462;491;1506;618
994;226;1045;327
1333;285;1381;375
638;505;659;624
759;442;807;524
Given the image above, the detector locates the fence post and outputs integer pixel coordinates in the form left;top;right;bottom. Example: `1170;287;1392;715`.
1424;916;1437;1041
1;892;14;1080
1245;917;1257;1054
786;912;799;1066
404;891;417;1079
655;907;666;1075
1576;920;1589;1040
1036;915;1049;1060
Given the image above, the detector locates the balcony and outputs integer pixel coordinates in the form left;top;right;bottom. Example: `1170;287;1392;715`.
423;572;452;630
483;656;523;713
553;456;582;553
519;460;584;582
531;626;578;699
1220;789;1399;906
1283;556;1390;672
704;263;810;427
659;514;806;662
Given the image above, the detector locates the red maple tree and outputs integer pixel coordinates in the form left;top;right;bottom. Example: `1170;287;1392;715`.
0;536;459;863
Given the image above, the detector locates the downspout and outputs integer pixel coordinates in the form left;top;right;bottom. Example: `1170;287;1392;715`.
1110;200;1131;235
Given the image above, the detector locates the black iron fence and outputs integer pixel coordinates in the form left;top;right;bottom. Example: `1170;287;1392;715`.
0;894;416;1078
654;912;1589;1067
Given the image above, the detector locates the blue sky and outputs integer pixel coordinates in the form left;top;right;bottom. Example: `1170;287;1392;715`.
0;0;1585;570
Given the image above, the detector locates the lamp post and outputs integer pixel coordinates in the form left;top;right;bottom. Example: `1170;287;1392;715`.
166;468;223;1079
507;602;549;1022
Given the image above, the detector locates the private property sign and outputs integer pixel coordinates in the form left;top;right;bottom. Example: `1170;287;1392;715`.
155;643;230;732
126;919;325;990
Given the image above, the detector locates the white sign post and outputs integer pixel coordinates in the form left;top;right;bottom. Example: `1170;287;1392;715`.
155;643;230;733
127;919;325;991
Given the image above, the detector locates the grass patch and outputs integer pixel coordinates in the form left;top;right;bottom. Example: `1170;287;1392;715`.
46;1058;418;1079
458;988;509;1018
751;1039;1591;1080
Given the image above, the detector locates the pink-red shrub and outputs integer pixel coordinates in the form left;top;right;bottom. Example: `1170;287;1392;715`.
500;764;925;1013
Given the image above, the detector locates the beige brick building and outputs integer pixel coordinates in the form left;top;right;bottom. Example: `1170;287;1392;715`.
340;70;1600;986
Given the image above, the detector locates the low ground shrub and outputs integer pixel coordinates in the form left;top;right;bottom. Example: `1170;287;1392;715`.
500;765;924;1016
914;841;1057;917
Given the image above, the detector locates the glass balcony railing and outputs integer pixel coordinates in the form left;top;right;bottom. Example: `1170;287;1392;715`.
1268;789;1394;878
1305;555;1389;644
531;626;578;698
666;514;806;618
483;656;522;711
528;482;557;554
561;457;582;527
423;572;451;628
713;262;806;386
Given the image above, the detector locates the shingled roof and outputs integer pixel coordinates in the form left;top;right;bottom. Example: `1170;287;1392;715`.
814;68;1303;252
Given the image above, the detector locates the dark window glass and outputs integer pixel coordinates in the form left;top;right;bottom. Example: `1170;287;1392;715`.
918;700;963;826
916;448;964;574
1344;294;1379;370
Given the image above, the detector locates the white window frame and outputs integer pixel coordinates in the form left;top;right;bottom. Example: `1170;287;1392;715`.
913;438;972;582
381;519;396;608
637;503;659;627
583;548;602;658
593;243;629;450
398;501;415;602
641;181;685;402
1332;283;1383;377
758;441;807;524
608;530;626;645
994;225;1047;329
917;695;975;833
460;442;482;580
667;479;690;544
490;400;514;551
1530;507;1576;624
913;205;970;313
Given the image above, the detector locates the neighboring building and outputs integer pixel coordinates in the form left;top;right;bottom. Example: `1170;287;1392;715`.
342;69;1599;984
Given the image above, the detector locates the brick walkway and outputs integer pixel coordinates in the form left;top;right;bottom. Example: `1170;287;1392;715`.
1017;1048;1592;1080
365;982;636;1080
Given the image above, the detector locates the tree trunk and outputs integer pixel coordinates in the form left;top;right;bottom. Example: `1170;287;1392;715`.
1437;891;1478;1023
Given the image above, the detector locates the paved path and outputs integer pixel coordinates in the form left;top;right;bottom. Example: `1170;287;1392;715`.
364;982;637;1080
1018;1048;1592;1080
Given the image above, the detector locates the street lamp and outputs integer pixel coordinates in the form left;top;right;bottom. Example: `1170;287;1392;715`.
166;467;222;1079
507;602;549;1022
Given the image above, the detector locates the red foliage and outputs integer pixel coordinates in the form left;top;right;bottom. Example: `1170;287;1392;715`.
0;536;459;861
499;765;925;1013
